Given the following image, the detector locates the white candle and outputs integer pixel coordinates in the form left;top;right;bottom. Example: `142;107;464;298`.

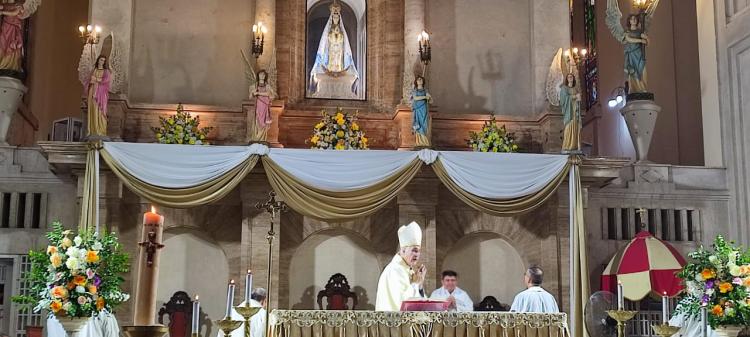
661;292;669;323
701;303;708;337
192;295;200;335
617;280;624;310
225;280;235;318
245;270;253;304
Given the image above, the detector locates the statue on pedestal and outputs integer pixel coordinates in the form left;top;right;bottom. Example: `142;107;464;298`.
307;0;359;99
560;73;582;153
605;0;659;94
241;49;277;143
84;55;111;137
410;75;432;148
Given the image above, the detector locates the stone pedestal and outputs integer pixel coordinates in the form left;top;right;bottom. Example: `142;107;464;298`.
620;98;661;162
0;77;27;145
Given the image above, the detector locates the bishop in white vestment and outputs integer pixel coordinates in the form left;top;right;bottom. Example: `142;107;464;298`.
375;221;426;311
510;266;559;313
430;270;473;312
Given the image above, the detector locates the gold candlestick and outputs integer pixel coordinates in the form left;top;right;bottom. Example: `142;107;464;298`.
606;310;638;337
652;324;680;337
235;304;262;337
215;318;243;337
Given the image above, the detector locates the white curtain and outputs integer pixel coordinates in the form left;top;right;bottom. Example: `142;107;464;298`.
436;152;569;198
102;142;268;188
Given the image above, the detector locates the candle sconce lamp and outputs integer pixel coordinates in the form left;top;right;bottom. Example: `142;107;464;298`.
417;30;431;66
251;22;267;58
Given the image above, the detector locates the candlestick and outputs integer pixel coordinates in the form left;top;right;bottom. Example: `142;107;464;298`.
701;304;708;337
244;270;253;304
192;295;200;336
661;292;668;323
617;280;624;310
225;280;236;318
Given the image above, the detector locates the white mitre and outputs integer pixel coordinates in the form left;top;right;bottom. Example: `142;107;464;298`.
398;221;422;247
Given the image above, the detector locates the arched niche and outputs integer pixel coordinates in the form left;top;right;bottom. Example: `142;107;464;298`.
156;228;229;337
288;229;380;310
441;232;526;306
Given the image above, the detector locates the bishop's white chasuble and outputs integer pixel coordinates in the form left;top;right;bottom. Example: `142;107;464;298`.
375;254;423;311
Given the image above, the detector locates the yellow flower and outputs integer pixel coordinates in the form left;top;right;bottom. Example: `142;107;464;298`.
362;137;368;143
335;112;344;120
96;297;106;310
50;300;63;313
701;268;717;280
189;138;196;145
50;253;62;268
512;144;519;150
336;130;345;138
47;246;58;255
88;285;97;294
311;135;319;144
336;118;345;126
719;282;734;293
712;304;724;316
352;123;359;131
73;275;87;286
335;143;345;150
86;250;100;263
62;237;72;248
315;122;325;130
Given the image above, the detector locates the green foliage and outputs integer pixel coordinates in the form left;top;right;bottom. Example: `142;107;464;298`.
308;108;368;150
675;236;750;327
12;222;130;317
467;116;519;153
152;104;212;145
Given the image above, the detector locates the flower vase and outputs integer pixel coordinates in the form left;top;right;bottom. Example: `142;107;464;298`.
56;317;89;337
714;326;744;337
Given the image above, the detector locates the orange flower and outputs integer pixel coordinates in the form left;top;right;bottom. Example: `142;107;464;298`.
85;250;100;263
50;300;63;313
743;277;750;287
741;265;750;275
712;304;724;316
73;275;87;286
50;286;68;299
96;296;105;310
49;253;62;268
701;268;717;280
719;282;734;293
47;246;58;254
66;282;76;290
88;285;97;294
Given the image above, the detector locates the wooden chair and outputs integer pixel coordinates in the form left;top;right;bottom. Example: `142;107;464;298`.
158;291;193;337
317;273;358;310
474;296;510;312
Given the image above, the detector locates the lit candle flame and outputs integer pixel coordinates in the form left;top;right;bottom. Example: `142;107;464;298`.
247;269;252;274
230;279;235;284
78;26;85;33
151;206;157;214
572;47;579;54
86;25;92;32
95;25;102;33
195;295;200;300
581;49;587;56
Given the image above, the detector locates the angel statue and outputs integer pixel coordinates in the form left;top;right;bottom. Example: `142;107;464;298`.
410;75;433;148
560;72;582;153
78;33;123;138
0;0;40;78
241;49;277;143
606;0;659;94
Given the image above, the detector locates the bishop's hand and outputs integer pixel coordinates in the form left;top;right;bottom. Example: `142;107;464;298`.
414;264;427;288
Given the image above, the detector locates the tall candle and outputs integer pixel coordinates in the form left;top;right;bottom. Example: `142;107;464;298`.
617;280;624;310
245;270;253;304
144;206;163;225
661;292;669;323
225;280;236;318
133;205;165;325
192;295;200;336
701;303;708;337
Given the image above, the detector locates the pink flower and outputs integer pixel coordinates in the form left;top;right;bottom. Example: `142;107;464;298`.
86;269;95;279
733;277;743;285
77;296;87;305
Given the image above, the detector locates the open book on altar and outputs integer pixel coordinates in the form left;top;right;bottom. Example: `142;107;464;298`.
400;298;450;311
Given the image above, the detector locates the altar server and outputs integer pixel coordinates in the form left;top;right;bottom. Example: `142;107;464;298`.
430;270;473;312
510;265;559;313
217;288;267;337
375;221;426;311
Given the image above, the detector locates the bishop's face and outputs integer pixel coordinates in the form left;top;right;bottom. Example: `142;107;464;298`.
400;245;421;266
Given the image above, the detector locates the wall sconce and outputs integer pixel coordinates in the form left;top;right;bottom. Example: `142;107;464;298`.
251;22;267;58
417;30;431;66
608;85;628;108
564;47;588;69
78;24;102;45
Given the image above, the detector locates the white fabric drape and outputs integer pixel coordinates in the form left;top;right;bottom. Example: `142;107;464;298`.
47;312;120;337
267;149;420;192
102;142;268;188
437;152;569;198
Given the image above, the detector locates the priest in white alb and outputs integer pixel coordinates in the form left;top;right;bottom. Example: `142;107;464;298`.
510;265;559;313
375;221;427;311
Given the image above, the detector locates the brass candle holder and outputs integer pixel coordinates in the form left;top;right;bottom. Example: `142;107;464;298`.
234;304;262;337
215;318;243;337
606;310;638;337
652;323;680;337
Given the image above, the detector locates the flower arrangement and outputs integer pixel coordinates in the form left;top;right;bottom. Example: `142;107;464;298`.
676;236;750;328
308;108;368;150
152;104;212;145
12;222;130;317
467;115;519;153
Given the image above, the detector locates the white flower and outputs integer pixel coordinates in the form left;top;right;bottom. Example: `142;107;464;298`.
76;286;86;293
92;242;103;251
730;265;742;277
730;251;739;265
65;257;80;271
695;273;705;282
687;281;703;296
73;236;83;247
62;302;72;311
709;255;720;265
706;288;715;296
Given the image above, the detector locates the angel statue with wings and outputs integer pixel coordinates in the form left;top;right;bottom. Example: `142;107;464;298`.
0;0;40;78
242;49;277;143
606;0;660;94
544;48;582;153
78;33;123;138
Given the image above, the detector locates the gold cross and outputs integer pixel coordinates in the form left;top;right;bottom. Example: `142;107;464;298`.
636;208;648;229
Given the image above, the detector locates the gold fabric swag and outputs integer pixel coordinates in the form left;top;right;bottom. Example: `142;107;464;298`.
270;311;569;337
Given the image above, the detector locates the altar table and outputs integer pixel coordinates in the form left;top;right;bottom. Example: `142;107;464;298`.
270;310;569;337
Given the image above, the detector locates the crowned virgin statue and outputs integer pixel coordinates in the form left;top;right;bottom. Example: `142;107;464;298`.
308;0;359;99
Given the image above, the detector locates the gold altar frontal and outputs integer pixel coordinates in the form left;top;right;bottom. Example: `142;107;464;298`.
270;311;569;337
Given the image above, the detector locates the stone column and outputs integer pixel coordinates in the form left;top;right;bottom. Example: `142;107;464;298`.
255;0;276;69
401;0;425;103
397;175;437;291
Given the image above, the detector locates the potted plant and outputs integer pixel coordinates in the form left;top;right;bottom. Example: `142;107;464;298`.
676;236;750;337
